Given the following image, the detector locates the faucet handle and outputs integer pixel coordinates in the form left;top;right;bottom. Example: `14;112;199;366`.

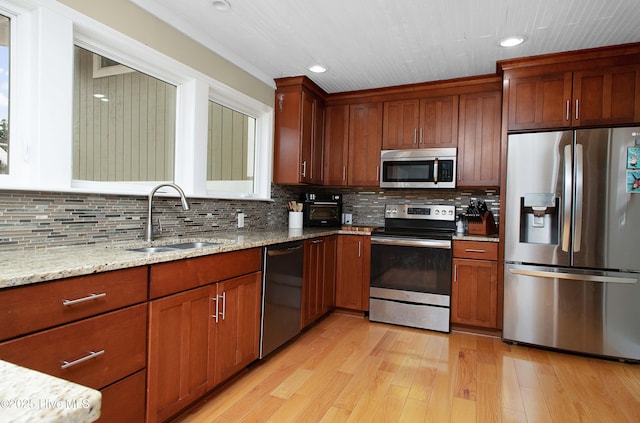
156;218;163;235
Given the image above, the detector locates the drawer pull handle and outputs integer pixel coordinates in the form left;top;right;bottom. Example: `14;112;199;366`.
63;292;107;306
61;350;105;369
464;249;486;253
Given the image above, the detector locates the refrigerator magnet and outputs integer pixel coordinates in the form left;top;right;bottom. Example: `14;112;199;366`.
627;147;639;169
627;171;640;193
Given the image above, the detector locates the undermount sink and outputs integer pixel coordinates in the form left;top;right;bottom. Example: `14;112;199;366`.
128;241;221;253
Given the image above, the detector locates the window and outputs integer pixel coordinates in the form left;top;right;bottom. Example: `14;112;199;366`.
207;101;256;193
72;46;177;182
0;1;274;200
0;14;8;175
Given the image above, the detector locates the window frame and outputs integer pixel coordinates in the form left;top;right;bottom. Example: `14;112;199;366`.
0;0;274;201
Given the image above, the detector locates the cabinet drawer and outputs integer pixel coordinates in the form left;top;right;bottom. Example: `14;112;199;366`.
97;369;146;423
0;267;148;342
150;248;262;298
453;241;498;260
0;304;147;390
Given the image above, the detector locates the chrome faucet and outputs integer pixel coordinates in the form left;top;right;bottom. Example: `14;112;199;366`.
145;183;190;242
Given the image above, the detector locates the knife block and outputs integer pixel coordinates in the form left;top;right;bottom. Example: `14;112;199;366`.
467;211;498;235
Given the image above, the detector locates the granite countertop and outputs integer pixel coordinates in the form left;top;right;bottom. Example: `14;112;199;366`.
0;360;101;422
0;226;497;289
0;228;365;289
453;234;500;242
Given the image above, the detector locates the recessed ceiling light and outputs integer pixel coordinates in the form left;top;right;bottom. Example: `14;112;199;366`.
309;64;327;73
499;35;527;47
212;0;231;12
93;93;105;98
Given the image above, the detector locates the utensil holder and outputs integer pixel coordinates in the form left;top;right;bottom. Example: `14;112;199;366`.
288;211;303;229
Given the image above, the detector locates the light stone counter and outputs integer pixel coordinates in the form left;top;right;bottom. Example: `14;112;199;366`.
453;234;500;242
0;360;101;422
0;228;339;289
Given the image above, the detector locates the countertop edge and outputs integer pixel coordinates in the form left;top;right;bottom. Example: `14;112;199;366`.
0;360;101;423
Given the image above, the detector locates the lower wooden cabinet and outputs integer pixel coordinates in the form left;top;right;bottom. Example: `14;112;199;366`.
147;285;212;423
335;235;371;311
302;236;337;328
146;272;261;423
97;369;146;423
451;241;499;329
0;304;147;390
214;272;261;384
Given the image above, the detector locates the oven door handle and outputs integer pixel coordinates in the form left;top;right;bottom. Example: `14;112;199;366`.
371;236;451;249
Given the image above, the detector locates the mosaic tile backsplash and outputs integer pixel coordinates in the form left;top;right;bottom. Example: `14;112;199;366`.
0;185;499;251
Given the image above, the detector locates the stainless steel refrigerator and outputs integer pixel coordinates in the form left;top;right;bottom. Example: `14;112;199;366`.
503;127;640;361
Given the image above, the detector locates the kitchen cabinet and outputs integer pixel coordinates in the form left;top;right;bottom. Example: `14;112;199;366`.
0;267;148;423
382;99;420;149
146;248;262;423
451;240;498;329
457;90;502;187
273;76;325;185
505;64;640;131
323;104;350;185
382;95;458;149
214;272;261;384
335;235;370;311
147;285;213;423
323;102;382;187
348;102;383;186
302;236;337;328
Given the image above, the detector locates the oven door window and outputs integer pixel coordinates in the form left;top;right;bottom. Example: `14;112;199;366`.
371;243;452;295
308;205;338;221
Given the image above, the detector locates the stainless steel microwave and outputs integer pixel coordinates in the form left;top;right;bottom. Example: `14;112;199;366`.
380;148;457;189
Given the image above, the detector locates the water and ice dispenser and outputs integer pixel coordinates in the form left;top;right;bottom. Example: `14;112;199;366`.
519;193;559;245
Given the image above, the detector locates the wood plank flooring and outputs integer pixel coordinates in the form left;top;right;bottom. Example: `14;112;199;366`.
173;312;640;423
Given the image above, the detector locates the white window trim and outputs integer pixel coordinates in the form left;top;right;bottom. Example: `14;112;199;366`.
0;0;274;201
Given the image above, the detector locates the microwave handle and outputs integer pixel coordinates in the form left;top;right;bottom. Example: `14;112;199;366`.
433;158;438;184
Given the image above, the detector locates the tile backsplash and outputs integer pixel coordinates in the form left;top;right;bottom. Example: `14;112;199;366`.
0;185;499;251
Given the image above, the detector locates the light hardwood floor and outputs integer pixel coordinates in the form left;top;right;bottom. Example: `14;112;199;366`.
174;312;640;423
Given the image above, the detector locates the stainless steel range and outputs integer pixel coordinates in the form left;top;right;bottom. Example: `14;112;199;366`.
370;204;456;332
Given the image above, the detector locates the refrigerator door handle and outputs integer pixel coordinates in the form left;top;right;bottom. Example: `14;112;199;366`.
562;145;572;252
508;267;638;284
574;144;584;252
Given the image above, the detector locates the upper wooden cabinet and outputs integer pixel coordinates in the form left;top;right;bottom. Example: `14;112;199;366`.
457;90;502;187
382;99;420;149
323;102;383;187
323;104;350;186
506;72;572;131
273;76;326;184
382;96;458;149
500;45;640;131
573;65;640;126
348;102;383;186
420;95;459;148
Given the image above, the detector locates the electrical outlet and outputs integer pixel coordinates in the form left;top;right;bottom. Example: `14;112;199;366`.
237;212;245;228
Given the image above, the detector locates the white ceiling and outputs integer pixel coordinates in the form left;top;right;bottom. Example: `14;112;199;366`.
131;0;640;94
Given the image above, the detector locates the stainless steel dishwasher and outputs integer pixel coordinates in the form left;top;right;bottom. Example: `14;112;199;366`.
260;241;304;358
